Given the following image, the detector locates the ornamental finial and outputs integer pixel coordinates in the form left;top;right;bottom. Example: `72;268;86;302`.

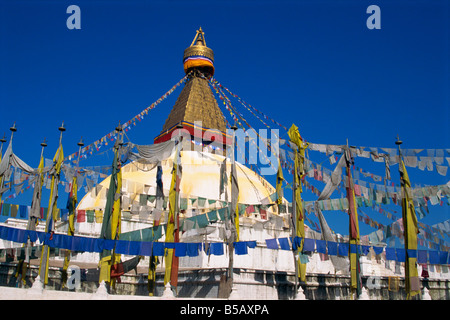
184;28;215;76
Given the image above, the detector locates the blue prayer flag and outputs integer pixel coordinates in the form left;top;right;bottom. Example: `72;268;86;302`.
373;246;383;255
278;238;290;251
94;239;104;253
36;231;45;244
234;242;248;255
175;243;187;257
361;245;370;255
58;234;72;250
26;230;38;243
338;243;349;256
246;240;257;249
396;249;405;262
211;242;224;255
292;236;302;250
19;205;27;218
152;242;165;256
439;251;448;265
140;242;153;256
327;242;337;256
115;240;129;254
316;240;326;254
303;238;315;252
164;242;176;249
266;238;278;249
418;250;428;264
0;226;7;239
406;249;417;258
385;248;396;260
128;241;141;255
103;239;116;250
429;251;439;264
187;243;200;257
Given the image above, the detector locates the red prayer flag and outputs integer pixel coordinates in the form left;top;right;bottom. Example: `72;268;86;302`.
77;210;86;222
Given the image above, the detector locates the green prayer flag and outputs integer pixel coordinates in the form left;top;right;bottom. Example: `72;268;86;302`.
207;210;218;222
198;197;206;207
86;210;95;223
180;198;188;210
187;216;197;228
139;194;148;206
218;207;227;221
2;203;10;216
153;225;163;240
197;214;209;228
238;203;246;215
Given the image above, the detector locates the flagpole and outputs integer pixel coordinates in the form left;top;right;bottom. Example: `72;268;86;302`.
12;138;48;287
395;134;403;158
396;135;420;299
9;122;17;142
287;124;307;297
227;124;237;296
39;122;65;286
110;122;124;290
98;122;123;288
0;124;16;202
170;123;183;294
0;124;17;203
345;139;362;300
0;134;6;155
0;133;7;204
26;139;47;229
62;137;84;287
291;146;299;299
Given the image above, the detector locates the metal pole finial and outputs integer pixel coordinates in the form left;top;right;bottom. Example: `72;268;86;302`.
40;138;48;148
57;122;66;145
115;121;123;132
0;134;6;144
395;134;402;146
10;122;17;133
77;137;84;147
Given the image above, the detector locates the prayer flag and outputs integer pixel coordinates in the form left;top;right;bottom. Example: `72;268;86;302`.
345;148;362;299
99;140;122;284
231;161;240;242
287;124;308;283
399;159;420;298
276;158;284;206
164;138;182;288
39;142;64;285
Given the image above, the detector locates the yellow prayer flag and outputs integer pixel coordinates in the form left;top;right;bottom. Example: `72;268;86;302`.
288;124;303;148
164;162;178;286
400;160;420;299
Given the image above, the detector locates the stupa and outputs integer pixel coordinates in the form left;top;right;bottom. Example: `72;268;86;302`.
75;28;292;298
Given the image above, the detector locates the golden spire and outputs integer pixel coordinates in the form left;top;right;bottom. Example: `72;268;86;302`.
154;28;226;144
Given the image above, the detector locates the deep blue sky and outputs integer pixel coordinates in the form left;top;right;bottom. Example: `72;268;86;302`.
0;0;448;239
